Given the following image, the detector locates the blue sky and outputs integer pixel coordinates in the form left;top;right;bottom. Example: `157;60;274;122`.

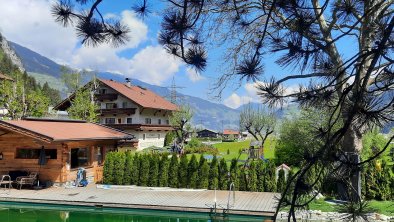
0;0;358;109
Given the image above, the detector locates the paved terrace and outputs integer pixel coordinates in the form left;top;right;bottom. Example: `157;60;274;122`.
0;185;279;217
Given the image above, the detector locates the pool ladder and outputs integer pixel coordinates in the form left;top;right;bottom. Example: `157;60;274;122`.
208;183;235;220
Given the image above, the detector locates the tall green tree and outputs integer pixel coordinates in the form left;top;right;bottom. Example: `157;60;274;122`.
178;154;189;188
113;152;126;185
168;155;179;188
103;152;115;184
138;154;150;186
277;169;286;193
208;156;219;190
169;106;193;148
187;154;198;188
123;151;134;185
229;158;239;191
218;158;228;190
131;153;140;185
197;159;210;189
148;154;159;187
247;161;258;192
158;155;169;187
256;160;265;192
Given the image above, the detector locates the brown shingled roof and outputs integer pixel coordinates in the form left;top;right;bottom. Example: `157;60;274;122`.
99;79;177;111
0;119;131;142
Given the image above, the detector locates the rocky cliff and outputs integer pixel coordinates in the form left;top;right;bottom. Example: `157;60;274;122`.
0;33;25;73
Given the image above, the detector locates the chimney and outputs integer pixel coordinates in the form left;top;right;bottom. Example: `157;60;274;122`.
125;78;131;87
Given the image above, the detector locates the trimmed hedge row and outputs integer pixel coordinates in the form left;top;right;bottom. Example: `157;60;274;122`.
103;151;283;192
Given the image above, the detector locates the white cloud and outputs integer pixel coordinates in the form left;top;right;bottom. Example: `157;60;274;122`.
223;93;253;109
0;0;78;64
186;67;205;82
128;46;181;85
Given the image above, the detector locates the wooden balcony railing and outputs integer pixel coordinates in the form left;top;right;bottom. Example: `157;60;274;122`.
99;108;136;115
95;93;118;101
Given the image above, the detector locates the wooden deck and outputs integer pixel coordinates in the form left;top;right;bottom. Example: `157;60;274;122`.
0;185;279;217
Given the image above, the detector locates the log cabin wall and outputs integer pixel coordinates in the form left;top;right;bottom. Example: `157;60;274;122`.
0;130;116;184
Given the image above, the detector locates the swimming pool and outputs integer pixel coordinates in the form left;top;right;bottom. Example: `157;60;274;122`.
0;202;270;222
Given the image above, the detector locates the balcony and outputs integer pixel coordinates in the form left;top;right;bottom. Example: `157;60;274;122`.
99;108;136;115
106;124;173;131
95;93;118;101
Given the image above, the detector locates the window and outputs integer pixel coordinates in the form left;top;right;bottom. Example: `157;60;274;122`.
158;134;161;139
117;118;122;124
166;119;170;125
70;148;90;169
127;118;132;124
105;118;115;124
122;102;128;108
106;103;117;109
145;118;152;124
16;148;57;159
142;134;146;140
99;89;107;94
158;119;161;125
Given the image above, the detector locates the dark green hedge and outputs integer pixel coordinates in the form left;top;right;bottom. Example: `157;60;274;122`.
103;151;281;192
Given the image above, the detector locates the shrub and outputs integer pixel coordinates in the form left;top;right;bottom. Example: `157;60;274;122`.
238;167;247;191
158;155;169;187
123;151;133;185
138;154;150;186
168;155;179;188
197;159;210;189
256;160;265;192
229;158;239;191
148;154;159;187
218;158;229;190
208;156;219;189
164;131;176;146
187;154;198;188
113;152;126;185
186;137;202;148
103;152;115;184
247;161;257;192
131;153;140;185
264;160;277;192
184;145;219;155
277;169;286;193
178;155;189;188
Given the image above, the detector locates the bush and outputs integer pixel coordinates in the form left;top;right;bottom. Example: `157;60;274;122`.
139;154;150;186
158;155;169;187
277;169;286;193
184;145;219;155
247;161;257;191
186;137;202;148
123;151;133;185
113;152;126;185
208;156;219;189
168;155;179;188
229;158;239;191
197;158;210;189
164;132;176;146
256;160;265;192
187;154;198;188
178;155;189;188
103;152;115;184
264;160;277;192
131;153;140;185
148;154;159;187
218;158;228;190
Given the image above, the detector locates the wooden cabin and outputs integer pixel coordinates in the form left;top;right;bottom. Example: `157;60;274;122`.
0;118;133;185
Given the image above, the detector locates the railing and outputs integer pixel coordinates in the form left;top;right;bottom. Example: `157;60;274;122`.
99;108;136;115
95;93;118;101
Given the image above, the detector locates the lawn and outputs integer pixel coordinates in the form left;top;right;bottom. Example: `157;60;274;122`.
185;138;276;163
281;199;394;216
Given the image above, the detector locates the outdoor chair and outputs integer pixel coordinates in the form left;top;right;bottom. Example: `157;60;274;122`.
0;174;12;190
15;172;38;189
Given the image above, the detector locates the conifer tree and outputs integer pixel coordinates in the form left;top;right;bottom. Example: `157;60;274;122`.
248;161;258;192
113;152;126;185
187;154;198;188
256;160;265;192
218;158;228;190
264;160;277;192
103;152;115;184
158;155;169;187
139;154;150;186
208;156;219;190
168;155;179;188
178;154;189;188
148;154;160;187
277;169;286;193
131;153;140;185
229;158;239;191
198;159;210;189
123;151;133;185
238;167;247;191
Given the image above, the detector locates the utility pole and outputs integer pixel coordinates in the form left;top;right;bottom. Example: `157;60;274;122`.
167;77;185;104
